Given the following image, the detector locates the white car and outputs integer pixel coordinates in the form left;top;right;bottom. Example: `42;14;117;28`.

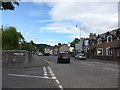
78;54;86;60
36;52;43;56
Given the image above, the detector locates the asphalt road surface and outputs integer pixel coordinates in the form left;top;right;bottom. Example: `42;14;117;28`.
2;55;119;89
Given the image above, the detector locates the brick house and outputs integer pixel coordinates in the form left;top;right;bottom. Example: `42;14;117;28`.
88;28;120;61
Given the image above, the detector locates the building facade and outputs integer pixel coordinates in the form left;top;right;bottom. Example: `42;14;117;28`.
87;28;120;61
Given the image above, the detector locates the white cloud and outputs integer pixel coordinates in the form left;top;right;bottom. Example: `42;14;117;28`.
36;20;53;23
25;32;40;43
67;34;88;39
40;22;80;34
39;2;118;39
49;2;118;34
23;0;119;2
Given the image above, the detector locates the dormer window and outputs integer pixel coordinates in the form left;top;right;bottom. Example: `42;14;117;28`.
107;36;112;43
97;38;102;44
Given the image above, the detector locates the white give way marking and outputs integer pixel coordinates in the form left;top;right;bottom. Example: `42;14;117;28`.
8;66;64;90
8;73;55;80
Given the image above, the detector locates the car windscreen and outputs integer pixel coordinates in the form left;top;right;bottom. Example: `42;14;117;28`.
59;53;68;56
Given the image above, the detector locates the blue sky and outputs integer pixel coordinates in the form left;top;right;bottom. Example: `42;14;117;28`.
2;1;118;45
2;2;78;45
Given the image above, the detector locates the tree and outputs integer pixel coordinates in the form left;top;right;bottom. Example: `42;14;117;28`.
0;0;20;10
35;44;51;53
2;26;24;50
70;38;80;48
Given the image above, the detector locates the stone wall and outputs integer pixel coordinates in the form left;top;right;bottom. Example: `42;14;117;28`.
2;50;31;65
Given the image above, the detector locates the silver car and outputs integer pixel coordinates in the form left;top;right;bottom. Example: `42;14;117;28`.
78;54;86;60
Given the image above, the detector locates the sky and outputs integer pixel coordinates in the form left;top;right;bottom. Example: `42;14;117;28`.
2;0;118;46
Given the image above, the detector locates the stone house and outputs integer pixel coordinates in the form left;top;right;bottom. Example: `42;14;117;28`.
88;28;120;61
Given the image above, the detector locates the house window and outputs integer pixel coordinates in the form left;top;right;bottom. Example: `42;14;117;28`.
97;38;102;44
97;48;103;56
107;36;112;43
106;47;112;56
117;37;120;40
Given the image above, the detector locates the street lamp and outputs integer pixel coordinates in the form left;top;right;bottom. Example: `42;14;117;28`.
76;25;81;40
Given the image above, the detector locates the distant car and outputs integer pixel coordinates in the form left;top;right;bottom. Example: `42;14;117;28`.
57;52;70;63
74;54;80;59
78;54;86;60
36;52;43;56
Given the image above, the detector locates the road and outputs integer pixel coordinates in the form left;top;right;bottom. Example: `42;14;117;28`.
2;55;119;89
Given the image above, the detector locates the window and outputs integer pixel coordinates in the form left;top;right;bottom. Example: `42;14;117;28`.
106;47;112;56
107;36;112;43
117;37;120;40
97;48;103;56
97;38;102;44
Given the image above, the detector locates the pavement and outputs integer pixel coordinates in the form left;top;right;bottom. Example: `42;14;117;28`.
2;54;49;68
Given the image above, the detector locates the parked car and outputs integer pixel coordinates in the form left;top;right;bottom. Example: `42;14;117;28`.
78;54;86;60
74;54;80;59
57;52;70;63
36;52;43;56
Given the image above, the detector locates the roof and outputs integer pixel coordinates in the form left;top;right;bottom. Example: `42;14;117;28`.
99;28;120;38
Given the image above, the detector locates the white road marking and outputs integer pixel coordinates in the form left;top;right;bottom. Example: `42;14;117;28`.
56;80;60;84
81;62;95;67
59;85;63;90
47;66;63;90
43;67;48;78
105;68;120;72
8;74;55;80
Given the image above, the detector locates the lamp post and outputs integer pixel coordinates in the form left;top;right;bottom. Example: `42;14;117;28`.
76;25;81;40
76;25;82;53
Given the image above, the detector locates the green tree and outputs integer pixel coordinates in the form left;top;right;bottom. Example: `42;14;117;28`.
21;41;35;53
0;0;20;10
70;38;80;48
2;26;24;50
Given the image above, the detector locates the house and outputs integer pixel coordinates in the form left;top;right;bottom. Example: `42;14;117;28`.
44;44;69;56
58;44;69;53
88;28;120;61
